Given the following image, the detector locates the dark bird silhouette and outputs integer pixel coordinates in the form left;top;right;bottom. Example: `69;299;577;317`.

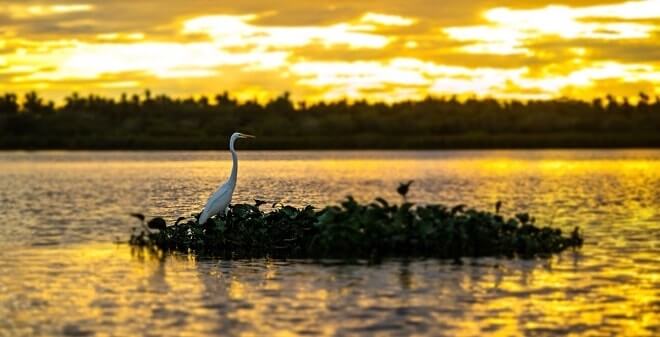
130;213;152;233
451;204;466;215
397;180;414;200
147;217;167;230
174;217;186;225
495;201;502;214
130;213;145;222
254;199;268;208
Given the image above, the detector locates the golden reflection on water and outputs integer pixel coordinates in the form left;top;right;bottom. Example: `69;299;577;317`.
0;242;658;336
0;150;658;336
0;244;220;336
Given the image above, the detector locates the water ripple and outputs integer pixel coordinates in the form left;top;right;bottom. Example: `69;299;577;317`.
0;150;658;336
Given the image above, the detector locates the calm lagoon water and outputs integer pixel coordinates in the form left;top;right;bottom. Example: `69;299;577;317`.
0;150;658;336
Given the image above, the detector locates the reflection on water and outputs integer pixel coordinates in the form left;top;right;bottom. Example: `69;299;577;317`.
0;150;659;336
0;244;657;337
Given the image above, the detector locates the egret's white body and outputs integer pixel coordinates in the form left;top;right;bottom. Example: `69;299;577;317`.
198;132;254;224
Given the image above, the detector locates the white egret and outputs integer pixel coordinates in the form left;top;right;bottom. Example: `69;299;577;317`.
198;132;254;225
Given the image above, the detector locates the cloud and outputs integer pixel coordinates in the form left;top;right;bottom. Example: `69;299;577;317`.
6;40;290;82
0;3;94;19
360;12;417;26
290;58;528;100
182;14;391;49
0;0;658;102
444;0;660;55
290;57;660;101
3;12;396;85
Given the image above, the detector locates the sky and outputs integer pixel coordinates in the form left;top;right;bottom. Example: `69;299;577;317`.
0;0;659;103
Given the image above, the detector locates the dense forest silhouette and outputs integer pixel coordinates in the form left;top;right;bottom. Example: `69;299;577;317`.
1;91;659;149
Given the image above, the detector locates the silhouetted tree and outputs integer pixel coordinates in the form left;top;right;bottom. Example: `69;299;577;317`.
1;90;659;149
23;91;44;114
0;93;19;114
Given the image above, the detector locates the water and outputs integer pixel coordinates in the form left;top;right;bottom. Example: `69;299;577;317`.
0;150;658;336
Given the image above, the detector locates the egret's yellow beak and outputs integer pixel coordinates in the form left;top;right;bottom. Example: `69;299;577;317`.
239;133;255;139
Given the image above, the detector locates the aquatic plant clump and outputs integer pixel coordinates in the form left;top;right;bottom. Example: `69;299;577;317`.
130;197;583;260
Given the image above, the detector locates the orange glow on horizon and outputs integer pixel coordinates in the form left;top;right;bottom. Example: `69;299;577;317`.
0;0;658;103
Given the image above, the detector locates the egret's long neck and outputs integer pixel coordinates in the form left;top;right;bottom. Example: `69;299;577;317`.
229;139;238;183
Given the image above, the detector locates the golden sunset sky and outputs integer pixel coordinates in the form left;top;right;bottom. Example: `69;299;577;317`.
1;0;659;102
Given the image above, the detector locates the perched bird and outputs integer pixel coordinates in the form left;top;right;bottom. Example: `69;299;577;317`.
451;204;466;215
130;213;147;233
130;213;145;222
147;217;167;230
254;199;268;208
198;132;255;225
397;180;414;200
495;201;502;214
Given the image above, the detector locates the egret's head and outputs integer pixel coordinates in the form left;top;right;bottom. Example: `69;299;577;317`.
230;132;255;148
231;132;255;139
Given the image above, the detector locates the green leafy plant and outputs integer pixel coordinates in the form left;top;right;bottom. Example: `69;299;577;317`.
129;196;583;261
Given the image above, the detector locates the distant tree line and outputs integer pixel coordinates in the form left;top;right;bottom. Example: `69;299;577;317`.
1;90;659;149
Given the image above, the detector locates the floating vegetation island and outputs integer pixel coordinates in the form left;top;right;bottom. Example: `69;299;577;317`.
130;196;583;261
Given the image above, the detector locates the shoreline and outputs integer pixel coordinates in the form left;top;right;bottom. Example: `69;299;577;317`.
2;134;660;151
